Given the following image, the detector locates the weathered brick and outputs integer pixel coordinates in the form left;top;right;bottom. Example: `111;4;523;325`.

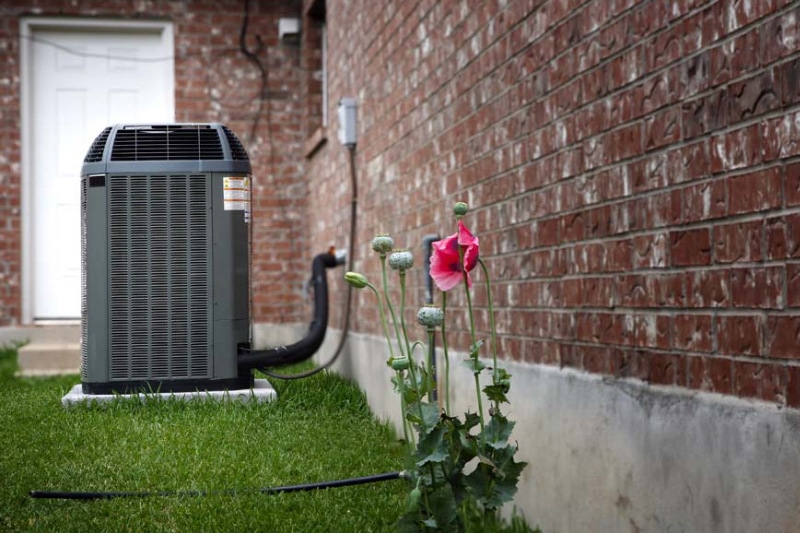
713;220;763;263
670;228;712;266
766;315;800;359
728;167;782;215
674;313;713;352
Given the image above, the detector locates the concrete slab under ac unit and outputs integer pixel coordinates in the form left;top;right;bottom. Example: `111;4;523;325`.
61;378;277;407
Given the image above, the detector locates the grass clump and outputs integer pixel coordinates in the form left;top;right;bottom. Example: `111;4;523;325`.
0;352;407;532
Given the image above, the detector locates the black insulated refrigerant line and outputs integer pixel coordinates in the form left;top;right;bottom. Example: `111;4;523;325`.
236;250;341;373
30;471;404;501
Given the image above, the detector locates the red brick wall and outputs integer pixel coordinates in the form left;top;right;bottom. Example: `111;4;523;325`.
312;0;800;406
0;0;308;327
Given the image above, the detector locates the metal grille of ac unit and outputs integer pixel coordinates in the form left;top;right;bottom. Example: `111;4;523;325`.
80;177;88;381
107;174;211;380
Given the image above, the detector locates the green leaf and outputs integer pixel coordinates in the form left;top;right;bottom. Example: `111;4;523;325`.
482;383;509;404
464;444;528;510
414;425;448;467
469;339;485;358
429;484;460;532
482;413;515;450
461;358;486;374
405;401;441;435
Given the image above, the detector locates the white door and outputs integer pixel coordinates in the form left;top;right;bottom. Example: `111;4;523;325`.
25;22;174;320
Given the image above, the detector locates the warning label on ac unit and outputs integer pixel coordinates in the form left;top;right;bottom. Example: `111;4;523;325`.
223;177;250;213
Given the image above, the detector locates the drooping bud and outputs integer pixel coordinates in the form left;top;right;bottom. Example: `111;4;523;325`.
388;249;414;271
417;305;444;328
453;202;469;217
371;234;394;255
344;271;369;289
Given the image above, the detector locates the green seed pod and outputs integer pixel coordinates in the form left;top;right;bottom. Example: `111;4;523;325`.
391;357;410;371
388;249;414;271
453;202;469;217
371;234;394;255
417;306;444;328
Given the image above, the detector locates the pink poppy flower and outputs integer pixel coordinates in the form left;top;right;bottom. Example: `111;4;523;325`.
430;220;480;291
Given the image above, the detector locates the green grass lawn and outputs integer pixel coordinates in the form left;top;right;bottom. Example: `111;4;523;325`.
0;345;408;532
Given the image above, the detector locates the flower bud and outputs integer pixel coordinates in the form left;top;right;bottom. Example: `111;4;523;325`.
453;202;469;217
417;306;444;328
344;271;369;289
388;249;414;271
371;234;394;255
390;357;410;371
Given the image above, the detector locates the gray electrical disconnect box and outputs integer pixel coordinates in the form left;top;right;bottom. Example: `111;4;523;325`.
80;124;252;394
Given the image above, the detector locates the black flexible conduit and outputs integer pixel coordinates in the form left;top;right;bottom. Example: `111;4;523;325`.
237;251;340;373
30;471;404;501
258;145;358;380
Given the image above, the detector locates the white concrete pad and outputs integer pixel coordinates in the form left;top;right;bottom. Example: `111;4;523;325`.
61;378;277;407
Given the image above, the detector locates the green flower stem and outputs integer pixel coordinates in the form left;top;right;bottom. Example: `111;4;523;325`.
406;358;428;433
459;246;485;436
479;258;500;408
380;256;406;357
426;327;436;405
398;271;413;360
366;283;395;360
395;370;414;453
463;275;486;435
440;291;451;416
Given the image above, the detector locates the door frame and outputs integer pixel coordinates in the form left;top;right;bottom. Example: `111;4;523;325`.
19;17;175;324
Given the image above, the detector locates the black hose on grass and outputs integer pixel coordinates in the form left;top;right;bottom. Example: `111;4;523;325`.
30;471;405;501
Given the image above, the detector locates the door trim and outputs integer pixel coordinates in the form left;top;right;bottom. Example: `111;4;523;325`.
19;17;175;324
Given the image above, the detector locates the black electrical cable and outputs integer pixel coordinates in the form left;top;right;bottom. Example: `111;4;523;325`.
30;471;404;501
260;145;358;380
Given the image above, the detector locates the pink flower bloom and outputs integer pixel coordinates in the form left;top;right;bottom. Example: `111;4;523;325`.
430;221;480;291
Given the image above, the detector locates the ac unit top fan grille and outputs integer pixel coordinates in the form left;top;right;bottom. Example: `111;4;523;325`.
82;124;250;163
84;126;112;163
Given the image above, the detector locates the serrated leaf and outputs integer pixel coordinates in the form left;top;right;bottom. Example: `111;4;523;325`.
406;401;441;435
482;383;509;404
414;426;448;467
429;484;459;532
482;413;515;450
460;358;486;374
469;339;485;358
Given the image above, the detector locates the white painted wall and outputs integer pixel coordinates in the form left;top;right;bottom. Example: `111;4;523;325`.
321;331;800;533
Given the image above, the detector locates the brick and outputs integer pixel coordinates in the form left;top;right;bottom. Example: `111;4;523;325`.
687;356;732;394
788;366;800;407
648;351;679;385
758;9;800;66
670;228;712;267
788;264;800;307
761;112;800;162
633;232;668;268
777;58;800;107
788;162;800;207
643;107;681;152
766;214;800;260
711;125;762;174
686;269;729;308
634;314;671;349
674;313;713;352
728;71;781;125
766;315;800;359
717;314;764;356
682;89;728;139
729;267;784;309
728;167;782;215
682;179;727;223
713;220;763;263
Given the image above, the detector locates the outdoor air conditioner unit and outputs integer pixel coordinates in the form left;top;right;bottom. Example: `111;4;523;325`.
80;124;253;394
